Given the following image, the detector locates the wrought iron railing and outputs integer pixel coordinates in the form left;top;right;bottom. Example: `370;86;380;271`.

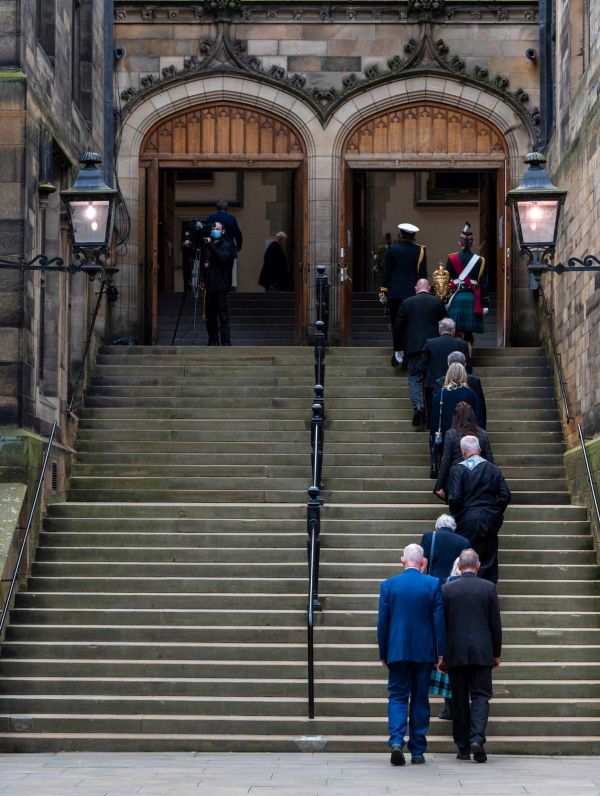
306;264;329;719
539;281;600;529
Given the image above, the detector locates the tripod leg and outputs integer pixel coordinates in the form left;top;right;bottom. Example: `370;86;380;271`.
171;290;188;346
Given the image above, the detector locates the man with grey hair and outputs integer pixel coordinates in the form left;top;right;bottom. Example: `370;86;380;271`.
441;549;502;762
447;436;511;583
377;543;445;766
417;318;472;418
434;350;487;428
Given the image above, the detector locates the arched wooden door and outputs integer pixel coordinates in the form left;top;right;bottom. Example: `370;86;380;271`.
339;103;511;346
139;103;308;344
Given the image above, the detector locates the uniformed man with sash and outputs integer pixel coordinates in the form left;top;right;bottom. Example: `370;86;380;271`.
379;222;427;367
444;223;489;350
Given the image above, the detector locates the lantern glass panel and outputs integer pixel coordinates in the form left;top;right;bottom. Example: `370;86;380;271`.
69;200;110;246
516;199;559;247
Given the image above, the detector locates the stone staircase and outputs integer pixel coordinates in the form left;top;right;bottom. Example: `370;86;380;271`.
158;291;296;346
0;345;598;752
351;291;498;347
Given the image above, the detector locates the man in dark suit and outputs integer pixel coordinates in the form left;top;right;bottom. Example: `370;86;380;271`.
441;548;502;763
207;200;243;289
395;279;446;426
377;543;445;766
417;318;472;417
379;223;427;367
447;436;511;584
434;350;487;428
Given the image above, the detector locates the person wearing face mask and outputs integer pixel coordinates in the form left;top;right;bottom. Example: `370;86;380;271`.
202;221;237;346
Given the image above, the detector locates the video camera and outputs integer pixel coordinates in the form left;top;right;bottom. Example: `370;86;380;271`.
183;217;212;250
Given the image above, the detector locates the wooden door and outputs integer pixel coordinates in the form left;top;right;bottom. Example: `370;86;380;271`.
159;170;176;293
146;160;159;344
339;164;354;345
292;162;308;342
497;163;511;346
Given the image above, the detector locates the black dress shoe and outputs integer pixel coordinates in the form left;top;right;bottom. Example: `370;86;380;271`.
471;743;487;763
390;745;406;766
456;752;470;760
438;709;452;720
412;409;424;427
429;466;438;479
391;355;400;368
411;755;426;765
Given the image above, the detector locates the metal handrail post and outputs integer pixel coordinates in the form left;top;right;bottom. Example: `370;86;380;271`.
311;400;324;490
0;420;58;636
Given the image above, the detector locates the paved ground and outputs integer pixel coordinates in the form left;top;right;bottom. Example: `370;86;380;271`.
0;753;598;795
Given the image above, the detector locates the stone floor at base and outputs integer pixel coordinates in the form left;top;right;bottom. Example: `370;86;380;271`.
0;753;598;796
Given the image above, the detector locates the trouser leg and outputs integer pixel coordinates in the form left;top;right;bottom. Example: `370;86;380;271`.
407;662;431;757
387;299;402;348
216;292;231;345
407;355;424;410
460;511;502;584
468;666;493;747
205;293;219;345
448;666;471;754
387;662;411;748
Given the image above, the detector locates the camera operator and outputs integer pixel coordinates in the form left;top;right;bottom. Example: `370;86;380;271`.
184;220;236;346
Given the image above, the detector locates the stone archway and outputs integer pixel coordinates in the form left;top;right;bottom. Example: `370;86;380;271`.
332;94;519;346
114;75;323;341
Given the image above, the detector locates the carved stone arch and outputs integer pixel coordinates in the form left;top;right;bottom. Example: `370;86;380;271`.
342;103;508;161
140;103;305;161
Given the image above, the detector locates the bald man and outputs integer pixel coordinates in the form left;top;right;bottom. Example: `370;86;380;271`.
395;280;446;426
377;543;445;766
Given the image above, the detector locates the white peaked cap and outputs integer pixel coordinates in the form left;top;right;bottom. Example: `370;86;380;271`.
398;223;420;233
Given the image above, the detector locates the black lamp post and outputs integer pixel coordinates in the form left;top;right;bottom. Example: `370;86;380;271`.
506;152;600;288
0;151;118;279
60;152;118;276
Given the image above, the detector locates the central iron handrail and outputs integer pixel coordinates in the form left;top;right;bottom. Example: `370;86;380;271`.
306;264;329;719
539;281;600;530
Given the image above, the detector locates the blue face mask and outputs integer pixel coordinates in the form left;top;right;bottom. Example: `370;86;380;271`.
211;229;222;240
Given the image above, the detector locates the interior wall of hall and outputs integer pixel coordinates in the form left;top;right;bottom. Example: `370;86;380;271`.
367;172;480;274
169;171;292;293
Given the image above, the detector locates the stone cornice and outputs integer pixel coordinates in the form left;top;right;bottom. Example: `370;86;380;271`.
118;22;540;146
114;2;539;24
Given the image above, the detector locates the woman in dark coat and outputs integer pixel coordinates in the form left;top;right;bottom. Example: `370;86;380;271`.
434;400;494;500
428;363;482;478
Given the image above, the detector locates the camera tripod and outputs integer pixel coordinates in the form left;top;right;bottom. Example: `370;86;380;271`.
171;248;206;345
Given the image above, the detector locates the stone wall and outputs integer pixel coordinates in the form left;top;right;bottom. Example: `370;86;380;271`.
113;1;541;342
545;0;600;441
0;0;109;442
564;436;600;560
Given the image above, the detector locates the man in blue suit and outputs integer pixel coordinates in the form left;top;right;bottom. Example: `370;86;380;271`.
377;543;445;766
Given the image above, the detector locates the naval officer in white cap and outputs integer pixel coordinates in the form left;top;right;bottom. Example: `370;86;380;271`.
379;223;427;367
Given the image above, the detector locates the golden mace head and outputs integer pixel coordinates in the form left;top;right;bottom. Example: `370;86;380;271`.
432;261;451;301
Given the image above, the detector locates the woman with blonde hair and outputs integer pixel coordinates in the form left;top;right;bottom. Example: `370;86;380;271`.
427;362;482;479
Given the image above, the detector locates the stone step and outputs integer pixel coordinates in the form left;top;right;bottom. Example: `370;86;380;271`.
8;623;600;644
3;641;600;664
34;546;595;565
38;532;595;550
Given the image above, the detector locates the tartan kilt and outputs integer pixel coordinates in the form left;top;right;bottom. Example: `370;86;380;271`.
429;666;453;699
446;290;484;333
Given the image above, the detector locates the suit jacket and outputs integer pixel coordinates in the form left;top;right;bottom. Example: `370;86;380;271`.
435;428;494;495
441;572;502;667
418;335;472;389
447;457;511;521
381;241;427;300
435;373;486;428
377;568;445;664
419;527;471;582
395;292;447;356
206;210;243;252
428;385;483;437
